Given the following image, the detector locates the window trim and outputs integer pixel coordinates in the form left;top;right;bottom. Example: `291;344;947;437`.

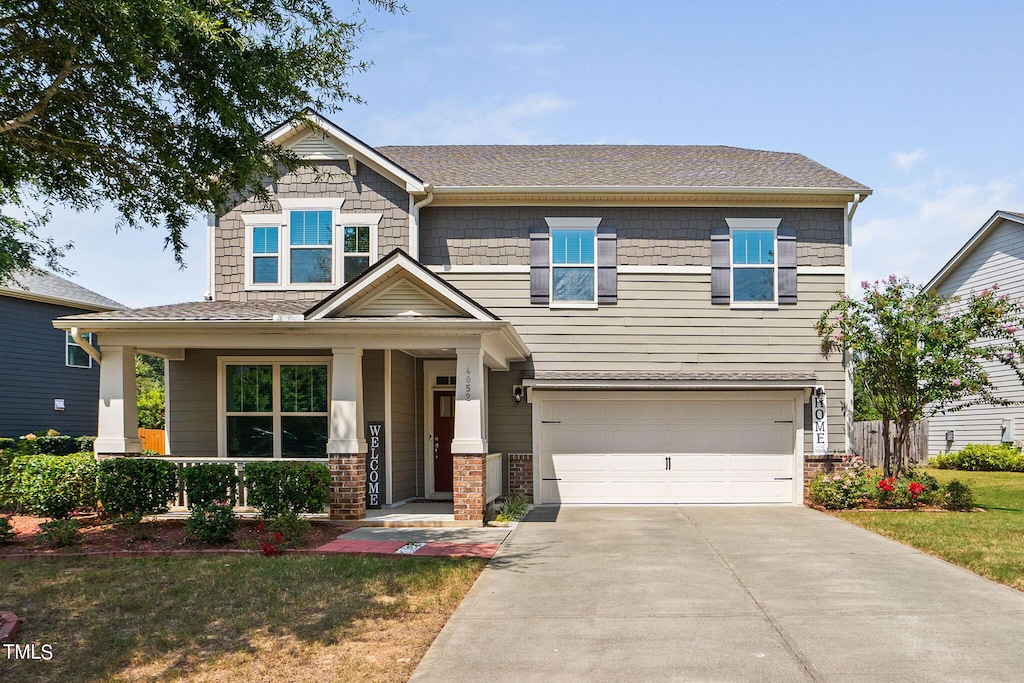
66;331;95;369
726;218;782;309
545;217;601;309
217;356;332;459
240;204;383;291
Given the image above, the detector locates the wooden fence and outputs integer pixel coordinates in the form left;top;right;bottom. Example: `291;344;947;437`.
138;429;166;454
849;420;928;467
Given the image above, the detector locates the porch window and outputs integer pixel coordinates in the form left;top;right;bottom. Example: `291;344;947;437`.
225;362;328;458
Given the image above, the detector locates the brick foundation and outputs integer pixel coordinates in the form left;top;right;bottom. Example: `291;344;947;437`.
453;453;486;524
804;453;860;500
329;452;367;521
508;452;534;502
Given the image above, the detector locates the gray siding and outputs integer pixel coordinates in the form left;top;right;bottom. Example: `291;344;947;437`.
929;219;1024;453
420;207;843;267
391;351;419;501
444;271;849;453
215;163;410;302
0;296;102;438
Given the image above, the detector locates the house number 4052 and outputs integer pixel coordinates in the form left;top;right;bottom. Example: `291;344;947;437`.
464;367;472;400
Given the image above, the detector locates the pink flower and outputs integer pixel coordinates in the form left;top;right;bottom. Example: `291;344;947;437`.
860;280;870;289
1002;325;1018;334
1006;352;1015;360
833;333;843;341
951;378;961;387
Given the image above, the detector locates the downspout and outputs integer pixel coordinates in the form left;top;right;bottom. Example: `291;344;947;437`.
843;193;863;454
410;184;434;261
71;327;102;365
204;212;216;301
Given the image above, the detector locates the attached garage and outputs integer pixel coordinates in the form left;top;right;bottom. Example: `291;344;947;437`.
534;391;805;505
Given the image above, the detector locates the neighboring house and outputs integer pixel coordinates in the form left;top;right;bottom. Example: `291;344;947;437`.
53;111;870;523
926;210;1024;453
0;270;124;438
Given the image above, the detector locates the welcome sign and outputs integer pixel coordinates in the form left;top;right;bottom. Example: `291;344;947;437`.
366;421;383;509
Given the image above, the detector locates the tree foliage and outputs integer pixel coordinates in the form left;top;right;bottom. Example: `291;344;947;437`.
0;0;402;282
136;354;165;430
817;276;1024;477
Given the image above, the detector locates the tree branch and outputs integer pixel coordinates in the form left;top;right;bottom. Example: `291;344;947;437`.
0;51;80;135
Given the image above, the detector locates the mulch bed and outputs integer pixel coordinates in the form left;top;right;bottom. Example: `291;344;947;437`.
0;514;346;557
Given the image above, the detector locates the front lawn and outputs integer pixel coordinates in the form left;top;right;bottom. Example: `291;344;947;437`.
0;554;483;682
835;469;1024;591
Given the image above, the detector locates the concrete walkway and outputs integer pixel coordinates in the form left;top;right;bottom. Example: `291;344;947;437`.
410;505;1024;682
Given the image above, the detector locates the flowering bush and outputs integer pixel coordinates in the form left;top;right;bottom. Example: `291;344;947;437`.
808;464;873;509
184;501;238;543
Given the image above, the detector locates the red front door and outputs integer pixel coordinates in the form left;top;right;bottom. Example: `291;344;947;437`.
433;391;455;493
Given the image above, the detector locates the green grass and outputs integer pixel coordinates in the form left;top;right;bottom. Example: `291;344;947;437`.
835;469;1024;591
0;554;483;682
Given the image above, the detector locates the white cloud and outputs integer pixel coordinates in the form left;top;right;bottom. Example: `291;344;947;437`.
852;173;1024;291
375;94;572;144
892;148;928;170
500;39;563;56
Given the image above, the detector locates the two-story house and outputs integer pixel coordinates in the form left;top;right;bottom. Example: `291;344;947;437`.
54;111;870;524
2;270;123;438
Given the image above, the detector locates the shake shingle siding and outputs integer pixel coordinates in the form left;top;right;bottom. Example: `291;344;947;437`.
0;297;101;438
215;163;410;302
420;207;843;267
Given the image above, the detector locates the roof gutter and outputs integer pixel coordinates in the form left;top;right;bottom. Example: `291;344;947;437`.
71;326;102;365
846;193;864;222
410;184;434;260
431;185;873;197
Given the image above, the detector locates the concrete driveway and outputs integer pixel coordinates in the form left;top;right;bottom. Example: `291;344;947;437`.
410;505;1024;682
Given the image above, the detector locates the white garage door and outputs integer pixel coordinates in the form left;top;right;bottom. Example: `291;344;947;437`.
538;392;800;504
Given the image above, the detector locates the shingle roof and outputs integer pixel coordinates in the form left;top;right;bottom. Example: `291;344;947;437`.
0;270;124;311
377;145;870;191
60;300;309;321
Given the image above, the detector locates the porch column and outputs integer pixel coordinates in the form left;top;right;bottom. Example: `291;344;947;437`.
327;348;367;521
94;345;142;458
452;346;487;524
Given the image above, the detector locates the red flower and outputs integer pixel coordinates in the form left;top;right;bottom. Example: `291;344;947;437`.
877;477;895;492
909;482;925;499
256;521;264;533
261;542;278;557
273;532;284;543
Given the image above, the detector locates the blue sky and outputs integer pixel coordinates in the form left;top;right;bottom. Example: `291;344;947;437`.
43;1;1024;307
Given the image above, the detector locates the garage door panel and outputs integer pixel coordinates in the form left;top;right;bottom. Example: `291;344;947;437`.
538;394;800;504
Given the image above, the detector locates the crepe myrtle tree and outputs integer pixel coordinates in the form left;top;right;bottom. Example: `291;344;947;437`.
817;275;1024;478
0;0;403;282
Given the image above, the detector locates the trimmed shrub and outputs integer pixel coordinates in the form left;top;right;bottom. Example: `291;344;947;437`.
0;515;14;542
942;479;976;511
931;444;1024;472
182;463;239;509
14;433;95;457
96;457;178;523
244;461;330;517
185;501;238;543
0;447;16;511
9;453;98;519
37;519;80;547
0;437;15;452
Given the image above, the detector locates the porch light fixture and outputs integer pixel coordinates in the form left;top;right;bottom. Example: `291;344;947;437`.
512;385;525;404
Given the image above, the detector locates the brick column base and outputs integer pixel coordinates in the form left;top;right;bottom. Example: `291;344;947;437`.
508;452;534;502
329;453;367;521
804;453;860;502
453;453;486;524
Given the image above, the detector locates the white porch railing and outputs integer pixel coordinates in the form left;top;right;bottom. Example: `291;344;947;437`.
153;457;328;509
486;452;502;504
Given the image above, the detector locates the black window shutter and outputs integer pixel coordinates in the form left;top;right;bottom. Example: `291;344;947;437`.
597;226;617;304
530;225;550;305
777;226;797;304
710;225;730;304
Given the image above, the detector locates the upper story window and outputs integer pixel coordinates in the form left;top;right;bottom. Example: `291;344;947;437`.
66;331;95;368
252;226;280;284
731;228;776;304
343;225;372;282
290;210;333;283
551;228;597;304
240;200;383;291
